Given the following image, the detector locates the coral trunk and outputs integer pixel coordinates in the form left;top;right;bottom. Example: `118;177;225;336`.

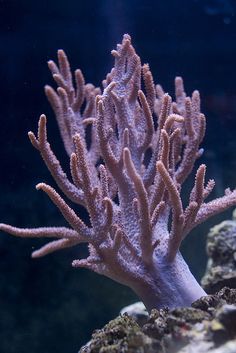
132;253;207;312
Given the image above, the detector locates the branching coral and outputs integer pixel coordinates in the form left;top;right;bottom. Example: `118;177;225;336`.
1;34;236;311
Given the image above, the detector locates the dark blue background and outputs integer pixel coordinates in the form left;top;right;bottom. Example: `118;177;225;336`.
0;1;236;352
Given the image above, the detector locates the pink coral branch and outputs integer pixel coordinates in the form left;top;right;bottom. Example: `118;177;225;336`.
0;225;79;239
28;114;85;205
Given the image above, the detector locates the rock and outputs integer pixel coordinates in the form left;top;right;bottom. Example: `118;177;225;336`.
80;288;236;352
120;302;149;326
201;211;236;293
191;288;236;316
79;314;162;353
215;304;236;338
209;340;236;353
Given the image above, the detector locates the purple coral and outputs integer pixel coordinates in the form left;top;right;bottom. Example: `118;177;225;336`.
1;34;236;311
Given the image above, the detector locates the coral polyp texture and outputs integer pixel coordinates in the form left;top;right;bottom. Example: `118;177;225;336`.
1;34;236;310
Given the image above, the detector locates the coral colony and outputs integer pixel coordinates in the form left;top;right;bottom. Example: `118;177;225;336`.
1;34;236;311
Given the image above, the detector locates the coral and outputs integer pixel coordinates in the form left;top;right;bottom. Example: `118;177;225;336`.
1;34;236;310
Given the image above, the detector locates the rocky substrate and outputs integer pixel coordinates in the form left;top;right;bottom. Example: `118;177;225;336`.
80;287;236;353
201;210;236;293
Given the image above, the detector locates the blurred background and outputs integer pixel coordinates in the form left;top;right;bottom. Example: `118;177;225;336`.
0;0;236;352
